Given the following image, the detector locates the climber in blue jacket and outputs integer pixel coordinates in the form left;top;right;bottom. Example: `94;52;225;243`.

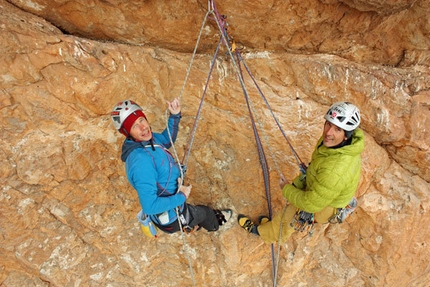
111;98;231;234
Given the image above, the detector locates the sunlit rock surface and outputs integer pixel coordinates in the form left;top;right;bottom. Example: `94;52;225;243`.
1;0;429;286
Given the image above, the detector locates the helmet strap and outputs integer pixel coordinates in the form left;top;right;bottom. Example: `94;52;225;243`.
149;138;156;151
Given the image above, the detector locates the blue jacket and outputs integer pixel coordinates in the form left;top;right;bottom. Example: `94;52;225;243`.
121;113;186;225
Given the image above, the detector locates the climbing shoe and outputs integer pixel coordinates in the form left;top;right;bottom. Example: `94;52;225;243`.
237;214;259;235
215;209;232;226
258;215;269;225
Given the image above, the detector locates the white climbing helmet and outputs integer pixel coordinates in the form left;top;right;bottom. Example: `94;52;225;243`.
324;102;361;131
110;100;144;131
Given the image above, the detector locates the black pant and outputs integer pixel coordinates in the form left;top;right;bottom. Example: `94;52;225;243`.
156;204;219;234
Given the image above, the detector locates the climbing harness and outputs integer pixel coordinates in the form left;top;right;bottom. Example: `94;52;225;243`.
178;205;197;234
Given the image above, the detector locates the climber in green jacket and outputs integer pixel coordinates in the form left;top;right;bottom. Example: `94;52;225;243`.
238;101;364;243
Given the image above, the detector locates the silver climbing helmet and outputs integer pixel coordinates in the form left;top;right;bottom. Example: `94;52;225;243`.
324;102;361;131
110;100;145;131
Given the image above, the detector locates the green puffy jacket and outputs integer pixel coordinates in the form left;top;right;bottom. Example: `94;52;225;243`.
282;129;364;213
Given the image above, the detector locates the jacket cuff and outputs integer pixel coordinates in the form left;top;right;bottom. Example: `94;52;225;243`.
292;175;305;190
178;191;187;200
170;112;182;119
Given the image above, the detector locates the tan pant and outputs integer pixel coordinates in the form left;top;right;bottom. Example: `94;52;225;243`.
257;204;336;244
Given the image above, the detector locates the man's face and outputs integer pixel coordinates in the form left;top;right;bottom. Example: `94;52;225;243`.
129;116;152;142
323;121;347;147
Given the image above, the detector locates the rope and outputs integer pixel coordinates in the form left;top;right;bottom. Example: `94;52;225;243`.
162;4;219;287
234;48;311;286
240;76;286;286
181;36;223;167
245;77;282;176
274;203;287;286
235;51;307;173
205;4;280;281
235;66;286;286
233;48;277;286
234;51;273;219
177;9;212;102
174;207;196;287
161;1;308;286
205;3;282;282
167;7;214;180
233;49;290;287
208;3;309;286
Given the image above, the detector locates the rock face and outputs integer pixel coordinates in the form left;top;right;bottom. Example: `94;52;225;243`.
0;0;429;286
6;0;430;66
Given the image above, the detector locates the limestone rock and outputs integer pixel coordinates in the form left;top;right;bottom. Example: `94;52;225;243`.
0;0;429;286
6;0;430;65
338;0;418;14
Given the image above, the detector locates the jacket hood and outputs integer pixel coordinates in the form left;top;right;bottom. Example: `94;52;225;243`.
121;138;151;162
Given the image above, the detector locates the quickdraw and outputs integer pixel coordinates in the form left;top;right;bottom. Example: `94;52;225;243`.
290;209;315;237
